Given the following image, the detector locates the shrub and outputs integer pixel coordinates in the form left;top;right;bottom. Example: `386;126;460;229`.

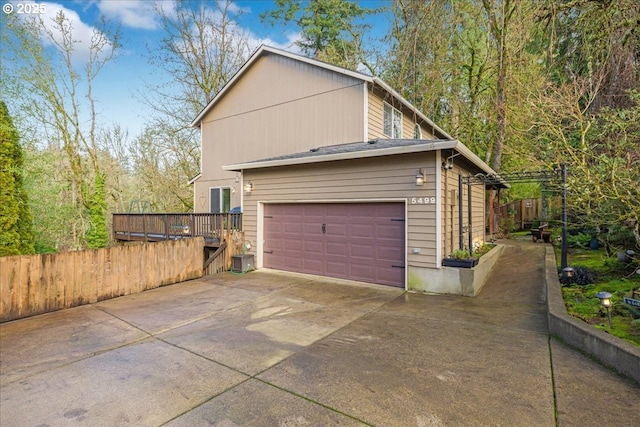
448;249;472;260
560;266;597;286
568;232;593;249
473;243;495;258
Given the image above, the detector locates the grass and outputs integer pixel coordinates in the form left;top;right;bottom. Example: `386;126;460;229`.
559;247;640;346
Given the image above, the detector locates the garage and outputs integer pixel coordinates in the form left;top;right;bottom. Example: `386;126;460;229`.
263;203;405;287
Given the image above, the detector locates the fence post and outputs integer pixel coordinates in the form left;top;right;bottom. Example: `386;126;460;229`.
142;214;147;242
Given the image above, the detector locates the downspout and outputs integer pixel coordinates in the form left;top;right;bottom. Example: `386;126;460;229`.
459;173;464;250
435;150;442;266
468;178;473;251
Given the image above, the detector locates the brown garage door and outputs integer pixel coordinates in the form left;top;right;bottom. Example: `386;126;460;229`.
263;203;405;287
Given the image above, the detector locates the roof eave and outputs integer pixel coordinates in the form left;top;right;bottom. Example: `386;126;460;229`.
223;140;459;171
453;142;510;188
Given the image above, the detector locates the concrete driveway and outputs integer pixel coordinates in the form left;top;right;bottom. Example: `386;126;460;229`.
1;242;639;426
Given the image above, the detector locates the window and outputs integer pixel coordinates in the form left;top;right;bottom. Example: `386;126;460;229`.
210;187;231;213
413;124;422;139
383;102;402;138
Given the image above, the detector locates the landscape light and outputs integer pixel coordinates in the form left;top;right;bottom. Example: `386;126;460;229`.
595;291;613;328
562;267;574;279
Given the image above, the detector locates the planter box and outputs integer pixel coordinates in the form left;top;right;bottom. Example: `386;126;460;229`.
442;258;478;268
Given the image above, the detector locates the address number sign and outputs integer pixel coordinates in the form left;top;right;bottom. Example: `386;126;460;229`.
410;197;436;204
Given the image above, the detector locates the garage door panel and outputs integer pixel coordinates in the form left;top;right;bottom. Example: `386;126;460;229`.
350;223;374;238
349;264;377;283
378;203;405;217
282;256;304;271
350;243;374;259
326;260;348;277
326;223;347;237
283;238;303;252
377;222;403;238
264;203;405;287
326;241;347;256
302;259;324;275
377;267;405;287
303;239;324;255
377;244;405;262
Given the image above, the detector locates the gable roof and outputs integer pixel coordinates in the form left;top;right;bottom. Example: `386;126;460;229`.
190;45;453;140
222;138;509;189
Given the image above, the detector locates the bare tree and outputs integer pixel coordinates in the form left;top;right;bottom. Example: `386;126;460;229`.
133;0;252;211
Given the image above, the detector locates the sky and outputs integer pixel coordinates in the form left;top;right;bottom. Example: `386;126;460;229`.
1;0;389;140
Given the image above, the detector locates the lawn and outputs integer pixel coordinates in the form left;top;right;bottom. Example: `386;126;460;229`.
559;247;640;346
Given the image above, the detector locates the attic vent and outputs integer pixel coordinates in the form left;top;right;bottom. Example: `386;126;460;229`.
310;148;319;152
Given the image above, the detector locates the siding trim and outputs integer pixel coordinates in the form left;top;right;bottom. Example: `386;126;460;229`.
363;82;368;142
257;201;264;268
435;150;442;267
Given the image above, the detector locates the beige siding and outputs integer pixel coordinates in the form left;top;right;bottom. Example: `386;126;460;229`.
242;153;440;269
440;162;487;257
367;86;435;141
441;164;462;257
195;53;366;213
471;181;486;246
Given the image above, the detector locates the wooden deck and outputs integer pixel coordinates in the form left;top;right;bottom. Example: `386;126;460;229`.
112;213;242;247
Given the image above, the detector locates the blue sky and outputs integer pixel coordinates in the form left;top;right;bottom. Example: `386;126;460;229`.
3;1;389;139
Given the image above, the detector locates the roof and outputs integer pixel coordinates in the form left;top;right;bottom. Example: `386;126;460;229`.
223;138;509;189
190;45;452;140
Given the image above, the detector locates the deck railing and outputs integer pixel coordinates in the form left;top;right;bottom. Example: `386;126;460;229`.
112;213;242;247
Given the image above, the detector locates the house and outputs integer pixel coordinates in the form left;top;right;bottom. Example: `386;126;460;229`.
191;45;507;295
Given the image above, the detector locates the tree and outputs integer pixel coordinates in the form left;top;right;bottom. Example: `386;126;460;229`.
0;101;35;256
132;0;253;212
261;0;375;70
538;0;640;112
481;0;517;172
2;10;121;249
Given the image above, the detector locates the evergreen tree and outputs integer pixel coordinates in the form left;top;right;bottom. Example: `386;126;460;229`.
84;173;109;249
0;101;34;256
261;0;374;70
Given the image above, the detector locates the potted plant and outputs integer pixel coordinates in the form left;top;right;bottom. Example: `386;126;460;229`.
442;249;478;268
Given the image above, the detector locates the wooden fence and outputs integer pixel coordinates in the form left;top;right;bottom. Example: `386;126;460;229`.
498;198;561;231
0;237;205;323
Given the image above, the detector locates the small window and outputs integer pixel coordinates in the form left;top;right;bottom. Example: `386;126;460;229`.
210;187;231;213
383;102;402;138
413;124;422;139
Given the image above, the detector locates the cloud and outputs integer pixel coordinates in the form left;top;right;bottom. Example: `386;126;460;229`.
224;0;251;15
13;1;112;63
97;0;164;30
250;32;303;54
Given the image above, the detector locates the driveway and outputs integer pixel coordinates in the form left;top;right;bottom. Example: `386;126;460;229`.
1;242;639;426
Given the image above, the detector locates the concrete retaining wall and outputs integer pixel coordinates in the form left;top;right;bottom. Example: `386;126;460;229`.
545;246;640;384
408;244;504;296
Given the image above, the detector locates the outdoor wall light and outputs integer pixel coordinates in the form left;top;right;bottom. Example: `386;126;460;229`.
415;169;425;186
244;181;253;193
595;291;613;328
442;159;453;170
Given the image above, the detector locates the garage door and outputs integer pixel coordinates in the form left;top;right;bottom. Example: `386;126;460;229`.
263;203;405;287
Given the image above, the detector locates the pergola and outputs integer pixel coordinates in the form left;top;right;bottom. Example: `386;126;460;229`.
459;164;569;269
